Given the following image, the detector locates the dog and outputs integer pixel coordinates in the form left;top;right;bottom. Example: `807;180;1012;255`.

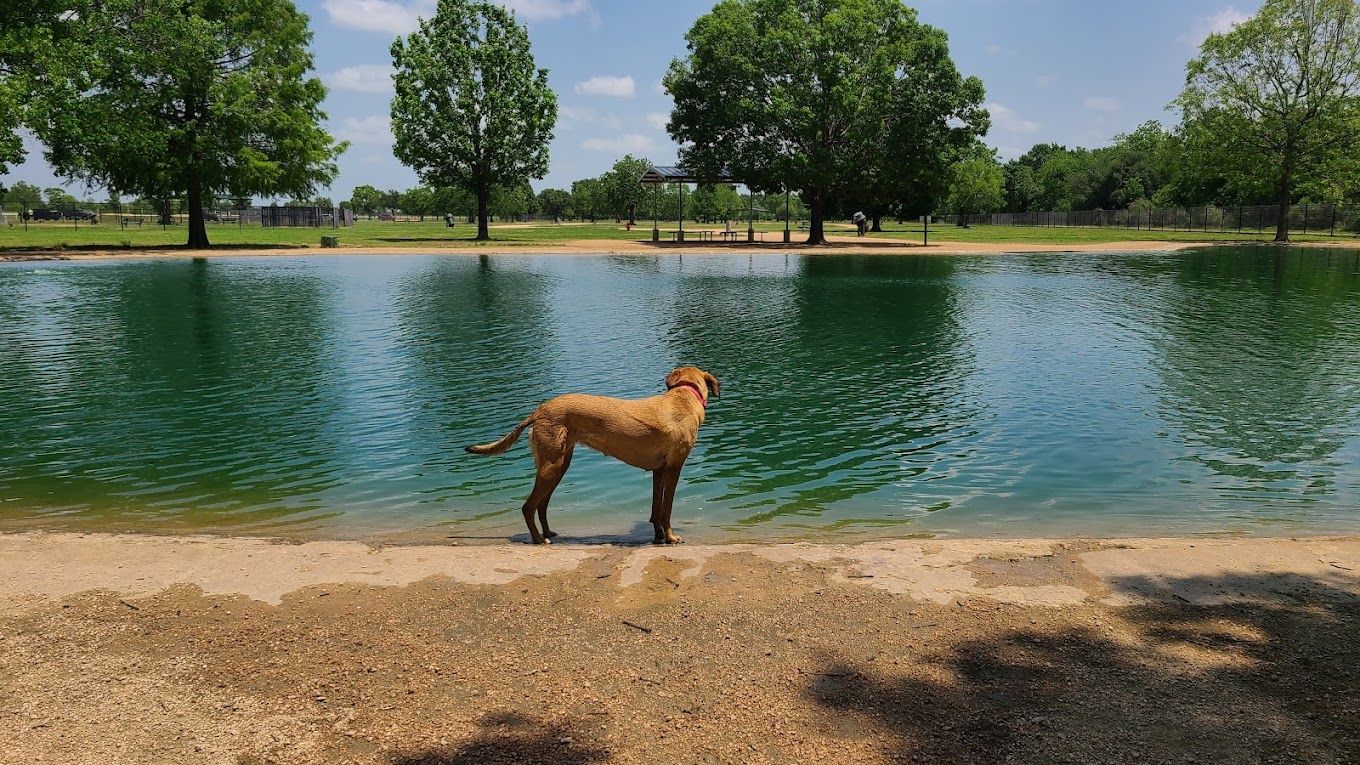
465;367;719;545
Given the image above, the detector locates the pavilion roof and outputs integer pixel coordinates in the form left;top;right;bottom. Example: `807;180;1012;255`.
640;165;737;184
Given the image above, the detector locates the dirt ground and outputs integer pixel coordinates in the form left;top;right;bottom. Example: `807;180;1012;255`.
2;533;1359;764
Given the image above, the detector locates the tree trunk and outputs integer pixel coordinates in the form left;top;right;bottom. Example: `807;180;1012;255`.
805;188;828;245
1273;170;1292;243
870;212;882;233
476;185;490;241
186;176;209;248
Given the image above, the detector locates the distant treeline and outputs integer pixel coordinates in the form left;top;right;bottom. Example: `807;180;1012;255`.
995;120;1360;215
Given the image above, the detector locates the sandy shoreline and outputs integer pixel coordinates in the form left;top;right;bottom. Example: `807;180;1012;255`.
4;531;1359;763
0;236;1205;261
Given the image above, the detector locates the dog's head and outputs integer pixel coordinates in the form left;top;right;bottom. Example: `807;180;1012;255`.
665;366;720;400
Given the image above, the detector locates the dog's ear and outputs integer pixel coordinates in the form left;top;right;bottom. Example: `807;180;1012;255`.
665;368;686;390
703;371;720;398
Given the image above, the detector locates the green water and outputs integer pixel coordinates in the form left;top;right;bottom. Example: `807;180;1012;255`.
1;248;1358;543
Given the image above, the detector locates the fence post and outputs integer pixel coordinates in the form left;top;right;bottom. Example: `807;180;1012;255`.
1330;203;1337;236
1303;204;1309;236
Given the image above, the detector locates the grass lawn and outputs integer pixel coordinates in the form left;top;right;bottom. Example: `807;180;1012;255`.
2;216;1357;252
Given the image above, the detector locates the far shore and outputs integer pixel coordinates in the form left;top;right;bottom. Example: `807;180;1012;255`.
0;235;1251;262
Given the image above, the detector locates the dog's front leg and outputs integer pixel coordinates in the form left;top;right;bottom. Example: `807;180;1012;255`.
650;469;667;544
655;464;684;545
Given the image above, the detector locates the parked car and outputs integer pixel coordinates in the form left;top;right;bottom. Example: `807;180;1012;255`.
378;212;395;221
23;208;61;221
202;209;220;222
62;208;97;221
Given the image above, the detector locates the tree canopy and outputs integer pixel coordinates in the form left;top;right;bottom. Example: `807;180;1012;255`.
665;0;987;244
0;0;75;184
600;154;651;223
944;142;1005;221
1177;0;1360;241
390;0;557;240
349;185;384;216
21;0;345;246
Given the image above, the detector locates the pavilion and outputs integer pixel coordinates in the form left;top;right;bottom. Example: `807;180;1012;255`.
640;165;793;243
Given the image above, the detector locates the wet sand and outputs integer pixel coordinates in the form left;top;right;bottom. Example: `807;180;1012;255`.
3;531;1358;764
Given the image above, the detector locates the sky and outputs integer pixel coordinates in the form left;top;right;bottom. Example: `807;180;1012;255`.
2;0;1263;202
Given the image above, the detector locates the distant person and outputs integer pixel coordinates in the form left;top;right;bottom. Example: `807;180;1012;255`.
853;211;867;236
444;212;454;227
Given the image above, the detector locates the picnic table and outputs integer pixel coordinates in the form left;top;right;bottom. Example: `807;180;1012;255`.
665;229;716;241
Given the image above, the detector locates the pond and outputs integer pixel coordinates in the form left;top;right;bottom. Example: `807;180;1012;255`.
1;248;1358;543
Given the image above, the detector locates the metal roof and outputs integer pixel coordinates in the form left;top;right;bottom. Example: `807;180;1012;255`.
641;165;737;184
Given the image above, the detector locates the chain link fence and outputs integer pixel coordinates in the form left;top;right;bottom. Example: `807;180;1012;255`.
0;202;351;230
940;203;1360;237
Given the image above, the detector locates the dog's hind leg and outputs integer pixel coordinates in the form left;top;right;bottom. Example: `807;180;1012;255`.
536;443;573;541
522;427;572;545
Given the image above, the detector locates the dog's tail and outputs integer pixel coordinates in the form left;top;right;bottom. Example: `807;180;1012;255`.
465;414;535;456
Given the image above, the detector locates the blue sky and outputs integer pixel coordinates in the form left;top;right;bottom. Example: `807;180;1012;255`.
4;0;1262;201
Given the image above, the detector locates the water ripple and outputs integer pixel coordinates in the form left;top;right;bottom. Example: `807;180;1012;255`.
1;249;1359;541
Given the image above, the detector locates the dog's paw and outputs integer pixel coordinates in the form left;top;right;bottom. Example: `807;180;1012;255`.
665;534;683;545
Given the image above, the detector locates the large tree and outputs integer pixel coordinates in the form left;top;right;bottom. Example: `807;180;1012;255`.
571;177;604;222
665;0;986;244
23;0;345;247
1177;0;1360;241
601;154;651;224
944;141;1005;223
390;0;557;241
0;0;74;181
536;187;571;221
349;184;384;217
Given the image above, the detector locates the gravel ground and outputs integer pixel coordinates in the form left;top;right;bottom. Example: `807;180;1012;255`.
3;537;1359;764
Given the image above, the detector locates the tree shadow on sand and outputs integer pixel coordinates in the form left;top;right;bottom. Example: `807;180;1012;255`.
389;712;609;765
806;572;1360;764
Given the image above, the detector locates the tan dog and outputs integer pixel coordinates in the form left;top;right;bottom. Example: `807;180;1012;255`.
466;367;719;545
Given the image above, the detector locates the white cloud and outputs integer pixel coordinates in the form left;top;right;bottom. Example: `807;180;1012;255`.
336;115;393;144
329;64;395;94
582;134;655;153
558;105;622;130
986;102;1039;134
321;0;592;35
501;0;593;21
1083;96;1122;113
322;0;429;35
575;76;636;98
645;112;669;130
1183;7;1251;46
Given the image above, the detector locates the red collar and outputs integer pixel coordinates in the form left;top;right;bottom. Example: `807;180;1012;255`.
674;382;708;408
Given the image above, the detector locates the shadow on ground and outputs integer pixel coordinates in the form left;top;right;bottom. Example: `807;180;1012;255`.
807;572;1360;764
389;712;608;765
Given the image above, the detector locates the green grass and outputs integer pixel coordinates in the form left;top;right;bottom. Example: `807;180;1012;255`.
870;221;1360;245
2;216;1357;253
